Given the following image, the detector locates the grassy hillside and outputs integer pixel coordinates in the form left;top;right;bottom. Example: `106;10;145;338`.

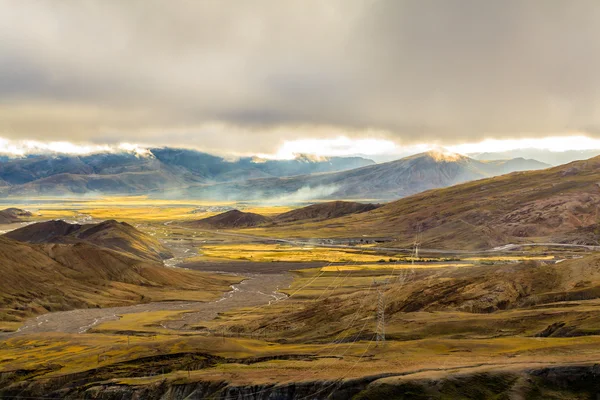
0;237;239;322
0;208;31;224
274;201;380;223
249;156;600;249
184;209;272;229
220;253;600;344
5;219;173;261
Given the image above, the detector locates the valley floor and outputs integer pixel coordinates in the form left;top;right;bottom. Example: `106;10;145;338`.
3;199;600;399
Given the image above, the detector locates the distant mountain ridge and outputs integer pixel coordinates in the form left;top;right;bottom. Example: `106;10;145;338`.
471;149;600;166
0;148;375;196
182;149;550;201
0;148;550;200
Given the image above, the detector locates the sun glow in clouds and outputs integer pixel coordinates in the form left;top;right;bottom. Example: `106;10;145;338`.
271;135;600;160
448;136;600;154
272;137;400;159
2;134;600;160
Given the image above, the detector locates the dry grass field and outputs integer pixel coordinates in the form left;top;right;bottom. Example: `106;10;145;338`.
3;197;600;398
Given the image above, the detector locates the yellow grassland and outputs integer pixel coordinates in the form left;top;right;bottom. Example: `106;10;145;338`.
320;263;473;272
3;332;600;385
199;243;403;263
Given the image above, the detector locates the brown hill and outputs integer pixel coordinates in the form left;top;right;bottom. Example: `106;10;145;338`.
274;201;380;224
0;208;31;224
0;237;237;322
236;253;600;344
4;219;172;262
185;210;272;229
260;155;600;250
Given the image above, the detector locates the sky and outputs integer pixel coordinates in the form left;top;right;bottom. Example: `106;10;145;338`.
2;0;600;159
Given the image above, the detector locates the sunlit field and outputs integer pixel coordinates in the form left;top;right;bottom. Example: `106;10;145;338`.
0;196;293;223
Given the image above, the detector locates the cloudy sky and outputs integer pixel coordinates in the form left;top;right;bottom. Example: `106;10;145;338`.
2;0;600;158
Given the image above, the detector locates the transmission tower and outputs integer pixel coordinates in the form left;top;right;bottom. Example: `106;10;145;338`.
412;225;422;265
376;287;385;345
374;279;387;345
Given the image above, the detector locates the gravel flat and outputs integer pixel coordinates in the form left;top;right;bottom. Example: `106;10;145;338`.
1;273;292;337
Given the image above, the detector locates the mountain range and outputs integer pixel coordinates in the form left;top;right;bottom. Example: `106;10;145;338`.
0;147;550;201
471;148;600;166
182;149;550;200
0;148;373;197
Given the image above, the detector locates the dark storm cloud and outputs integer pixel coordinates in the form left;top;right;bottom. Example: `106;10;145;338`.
1;0;600;153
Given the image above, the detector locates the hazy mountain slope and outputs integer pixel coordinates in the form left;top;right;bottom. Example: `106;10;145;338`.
183;150;549;201
151;148;374;180
0;156;93;185
0;170;189;196
478;157;550;174
185;210;272;229
5;219;172;262
0;149;374;195
472;149;600;166
268;155;600;249
0;208;31;224
0;237;236;322
274;201;380;223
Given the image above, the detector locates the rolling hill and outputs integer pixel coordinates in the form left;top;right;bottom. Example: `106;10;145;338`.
4;219;173;262
274;201;380;223
0;208;31;224
472;148;600;166
237;252;600;346
185;201;381;228
0;237;238;322
183;150;550;201
185;210;272;229
259;155;600;249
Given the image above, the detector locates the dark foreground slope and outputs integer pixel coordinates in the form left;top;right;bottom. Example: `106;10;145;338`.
0;237;238;322
260;155;600;249
5;219;172;261
4;364;600;400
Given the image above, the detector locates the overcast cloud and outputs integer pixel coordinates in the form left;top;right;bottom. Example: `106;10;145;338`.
1;0;600;154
